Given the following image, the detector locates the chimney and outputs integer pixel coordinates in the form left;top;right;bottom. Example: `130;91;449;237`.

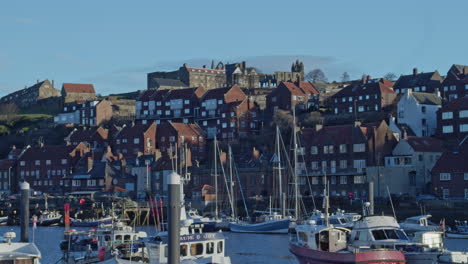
366;75;371;82
434;88;441;98
242;61;246;70
37;79;39;84
362;74;367;84
402;128;408;139
413;67;418;76
52;80;55;87
121;158;127;176
202;65;206;69
183;63;188;68
87;156;93;172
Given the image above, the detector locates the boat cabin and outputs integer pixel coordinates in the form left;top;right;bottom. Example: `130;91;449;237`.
402;215;432;227
294;225;350;253
0;232;41;264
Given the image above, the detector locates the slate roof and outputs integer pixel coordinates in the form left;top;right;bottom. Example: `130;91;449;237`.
152;78;187;88
62;83;95;94
114;123;154;139
301;124;367;146
406;137;444;152
411;92;442;105
394;72;440;88
432;144;468;173
138;89;169;101
0;159;15;170
332;79;394;97
19;145;73;161
68;127;108;143
165;87;205;100
440;97;468;111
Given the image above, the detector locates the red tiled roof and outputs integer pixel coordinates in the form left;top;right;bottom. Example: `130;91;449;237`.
299;82;319;95
62;83;95;94
281;82;305;96
170;122;203;137
440;97;468;111
405;137;444;152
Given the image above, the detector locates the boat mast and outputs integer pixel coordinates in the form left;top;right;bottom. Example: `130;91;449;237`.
293;108;299;220
229;145;235;219
214;135;219;220
276;126;285;217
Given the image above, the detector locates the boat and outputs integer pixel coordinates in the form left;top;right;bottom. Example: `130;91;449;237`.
446;220;468;239
308;209;354;229
230;213;291;234
290;222;406;264
71;216;114;227
37;210;62;226
145;171;231;264
399;215;439;234
349;214;468;264
0;231;42;263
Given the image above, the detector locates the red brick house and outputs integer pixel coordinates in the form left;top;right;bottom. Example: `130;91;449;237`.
393;68;443;94
135;89;170;121
266;81;319;116
112;122;157;158
157;122;206;165
197;85;247;139
431;142;468;199
65;126;109;149
329;76;396;115
17;143;89;193
436;97;468;145
300;120;397;197
441;64;468;102
61;83;97;103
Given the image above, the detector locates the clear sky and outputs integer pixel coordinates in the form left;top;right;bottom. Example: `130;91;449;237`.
1;0;468;96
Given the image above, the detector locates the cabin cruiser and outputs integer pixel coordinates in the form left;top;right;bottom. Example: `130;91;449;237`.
186;208;221;232
37;210;62;226
447;220;468;239
349;215;468;264
289;220;406;264
308;210;354;229
399;215;440;234
0;232;41;264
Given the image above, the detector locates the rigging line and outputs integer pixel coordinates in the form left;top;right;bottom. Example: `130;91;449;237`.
233;157;249;218
216;143;234;215
296;135;316;211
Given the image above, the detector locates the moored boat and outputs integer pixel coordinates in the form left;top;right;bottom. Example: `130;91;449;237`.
399;215;440;234
446;220;468;239
71;216;114;227
229;213;291;234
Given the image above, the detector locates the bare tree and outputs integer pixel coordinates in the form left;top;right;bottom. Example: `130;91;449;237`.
0;103;19;122
305;69;328;83
341;72;350;82
384;72;398;81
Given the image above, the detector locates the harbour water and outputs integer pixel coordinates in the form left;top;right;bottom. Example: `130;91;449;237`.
1;226;467;264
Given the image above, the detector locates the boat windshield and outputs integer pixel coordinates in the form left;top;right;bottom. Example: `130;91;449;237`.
371;229;408;240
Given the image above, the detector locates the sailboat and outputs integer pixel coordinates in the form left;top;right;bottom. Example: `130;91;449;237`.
229;126;291;234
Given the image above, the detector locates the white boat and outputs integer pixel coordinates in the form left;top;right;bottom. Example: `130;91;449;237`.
229;213;291;234
399;215;439;234
307;210;354;229
349;214;468;264
447;220;468;239
0;232;41;263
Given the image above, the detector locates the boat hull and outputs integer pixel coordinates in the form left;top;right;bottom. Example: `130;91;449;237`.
229;219;290;234
71;217;113;227
446;232;468;239
290;243;406;264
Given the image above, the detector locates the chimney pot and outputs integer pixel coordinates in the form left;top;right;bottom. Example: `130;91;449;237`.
413;67;418;76
366;75;371;81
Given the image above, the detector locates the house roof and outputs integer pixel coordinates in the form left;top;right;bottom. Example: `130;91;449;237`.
202;87;232;100
138;89;169;101
165;87;205;100
299;82;319;95
185;67;225;74
405;137;444;152
411;92;442;105
301;124;367;146
62;83;95;94
332;78;394;98
0;159;15;170
19;145;74;161
440;97;468;111
115;123;154;139
432;144;468;173
152;78;187;88
394;71;440;89
68;127;108;144
170;122;203;137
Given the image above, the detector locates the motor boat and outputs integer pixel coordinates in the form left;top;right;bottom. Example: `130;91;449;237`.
446;220;468;239
0;232;41;263
229;212;291;234
399;215;439;234
290;220;406;264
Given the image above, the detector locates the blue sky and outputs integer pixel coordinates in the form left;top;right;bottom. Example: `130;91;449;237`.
1;0;467;96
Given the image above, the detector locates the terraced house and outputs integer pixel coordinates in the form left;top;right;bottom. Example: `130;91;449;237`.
436;97;468;145
441;64;468;101
0;79;60;107
111;122;157;158
393;68;443;94
266;81;319;116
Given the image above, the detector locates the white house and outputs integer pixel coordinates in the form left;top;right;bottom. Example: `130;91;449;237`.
397;90;442;137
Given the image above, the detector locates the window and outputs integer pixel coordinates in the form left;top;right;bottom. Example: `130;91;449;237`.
184;99;190;105
465;173;468;181
35;160;40;166
365;95;370;100
184;108;190;114
421;106;426;113
165;110;170;115
217;241;223;254
206;242;214;254
460;110;468;118
20;161;25;166
348;97;353;102
442;112;453;120
340;160;347;169
321;161;327;172
442;125;453;133
311;146;318;155
218;100;223;105
222;123;227;128
460;124;468;132
339;144;347;153
354;159;366;172
444;86;448;91
312;177;318;185
203;121;207;126
348;107;353;113
439;173;451;181
329;145;334;154
61;159;67;165
134;138;140;144
421;86;426;91
374;104;378;111
450;85;456;91
311;162;318;170
443;188;450;199
156;101;161;106
358;106;364;112
353;143;365;152
46;160;51;165
354;175;365;184
422;118;426;126
359;96;363;100
323;146;328;154
465;189;468;200
331;176;336;184
340;176;347;184
342;97;346;102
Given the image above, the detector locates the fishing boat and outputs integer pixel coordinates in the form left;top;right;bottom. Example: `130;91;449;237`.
399;215;439;234
71;216;114;227
446;220;468;239
0;231;42;263
145;170;231;264
97;221;148;260
37;210;62;226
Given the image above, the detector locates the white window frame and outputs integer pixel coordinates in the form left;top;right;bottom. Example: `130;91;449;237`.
442;112;453;120
439;173;451;181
